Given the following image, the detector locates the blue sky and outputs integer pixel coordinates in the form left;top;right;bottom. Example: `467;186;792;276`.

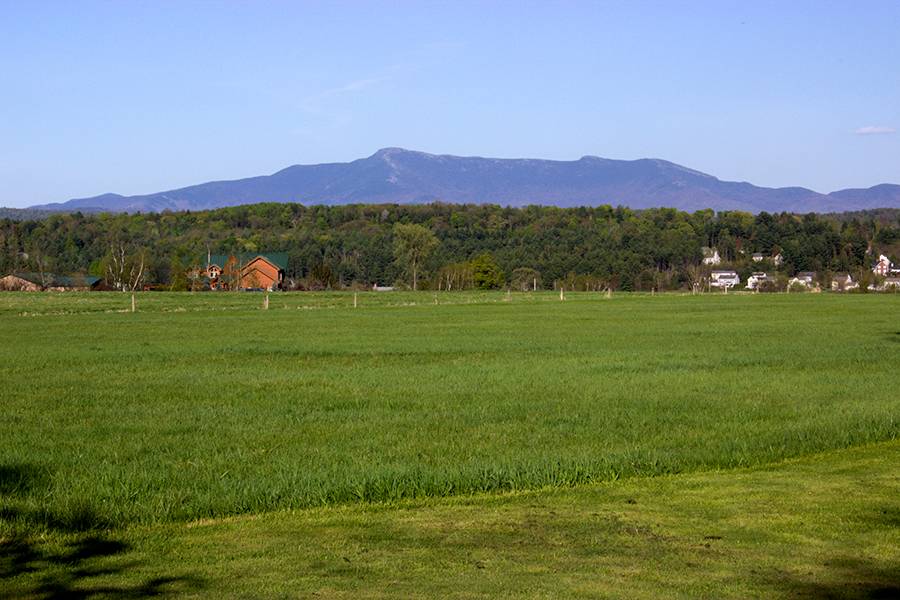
1;0;898;207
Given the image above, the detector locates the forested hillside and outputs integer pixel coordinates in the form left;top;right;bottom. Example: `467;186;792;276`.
2;203;898;291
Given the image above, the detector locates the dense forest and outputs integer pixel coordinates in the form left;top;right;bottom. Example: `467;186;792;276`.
1;203;899;291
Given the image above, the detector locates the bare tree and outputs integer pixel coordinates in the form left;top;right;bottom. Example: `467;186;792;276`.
25;246;54;289
105;243;146;292
222;255;243;290
187;262;204;292
686;264;706;295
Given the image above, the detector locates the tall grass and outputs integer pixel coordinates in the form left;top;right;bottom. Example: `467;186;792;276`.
1;291;898;531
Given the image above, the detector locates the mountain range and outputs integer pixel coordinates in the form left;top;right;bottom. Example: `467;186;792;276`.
29;148;900;214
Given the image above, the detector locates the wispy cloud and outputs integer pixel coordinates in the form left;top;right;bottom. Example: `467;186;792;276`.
294;66;406;131
854;126;896;135
302;64;405;107
315;75;392;99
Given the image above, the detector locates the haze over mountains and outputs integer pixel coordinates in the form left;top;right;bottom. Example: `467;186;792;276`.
29;148;900;214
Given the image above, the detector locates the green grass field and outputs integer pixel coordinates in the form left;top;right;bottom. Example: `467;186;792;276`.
1;291;898;597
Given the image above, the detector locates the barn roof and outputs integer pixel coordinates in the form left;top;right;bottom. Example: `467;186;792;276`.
10;272;101;287
207;253;288;271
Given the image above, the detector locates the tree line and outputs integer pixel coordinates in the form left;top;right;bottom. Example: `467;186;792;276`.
1;203;898;291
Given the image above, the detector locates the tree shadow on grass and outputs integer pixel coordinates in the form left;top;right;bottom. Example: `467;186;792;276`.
762;556;900;599
1;463;204;598
2;532;203;598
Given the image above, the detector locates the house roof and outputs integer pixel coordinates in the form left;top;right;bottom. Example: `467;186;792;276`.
9;272;101;287
207;252;288;271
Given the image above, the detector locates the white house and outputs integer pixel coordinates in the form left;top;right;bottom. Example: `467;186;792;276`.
702;247;721;266
710;270;740;289
868;277;900;291
746;272;772;290
788;272;817;289
751;252;782;266
880;277;900;291
873;254;894;277
831;273;858;291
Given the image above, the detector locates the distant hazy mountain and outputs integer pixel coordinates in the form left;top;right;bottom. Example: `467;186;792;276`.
28;148;900;214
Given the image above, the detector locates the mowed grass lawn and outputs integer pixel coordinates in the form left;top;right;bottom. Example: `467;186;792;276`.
1;291;898;596
5;441;898;598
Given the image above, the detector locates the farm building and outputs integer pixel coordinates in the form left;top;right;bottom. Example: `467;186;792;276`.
0;272;102;291
205;252;287;291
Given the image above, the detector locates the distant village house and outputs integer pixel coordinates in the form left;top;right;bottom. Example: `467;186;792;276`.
746;272;774;290
788;272;818;289
830;273;858;292
701;247;721;266
868;276;900;292
709;270;740;289
879;277;900;291
751;252;783;266
872;254;897;277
